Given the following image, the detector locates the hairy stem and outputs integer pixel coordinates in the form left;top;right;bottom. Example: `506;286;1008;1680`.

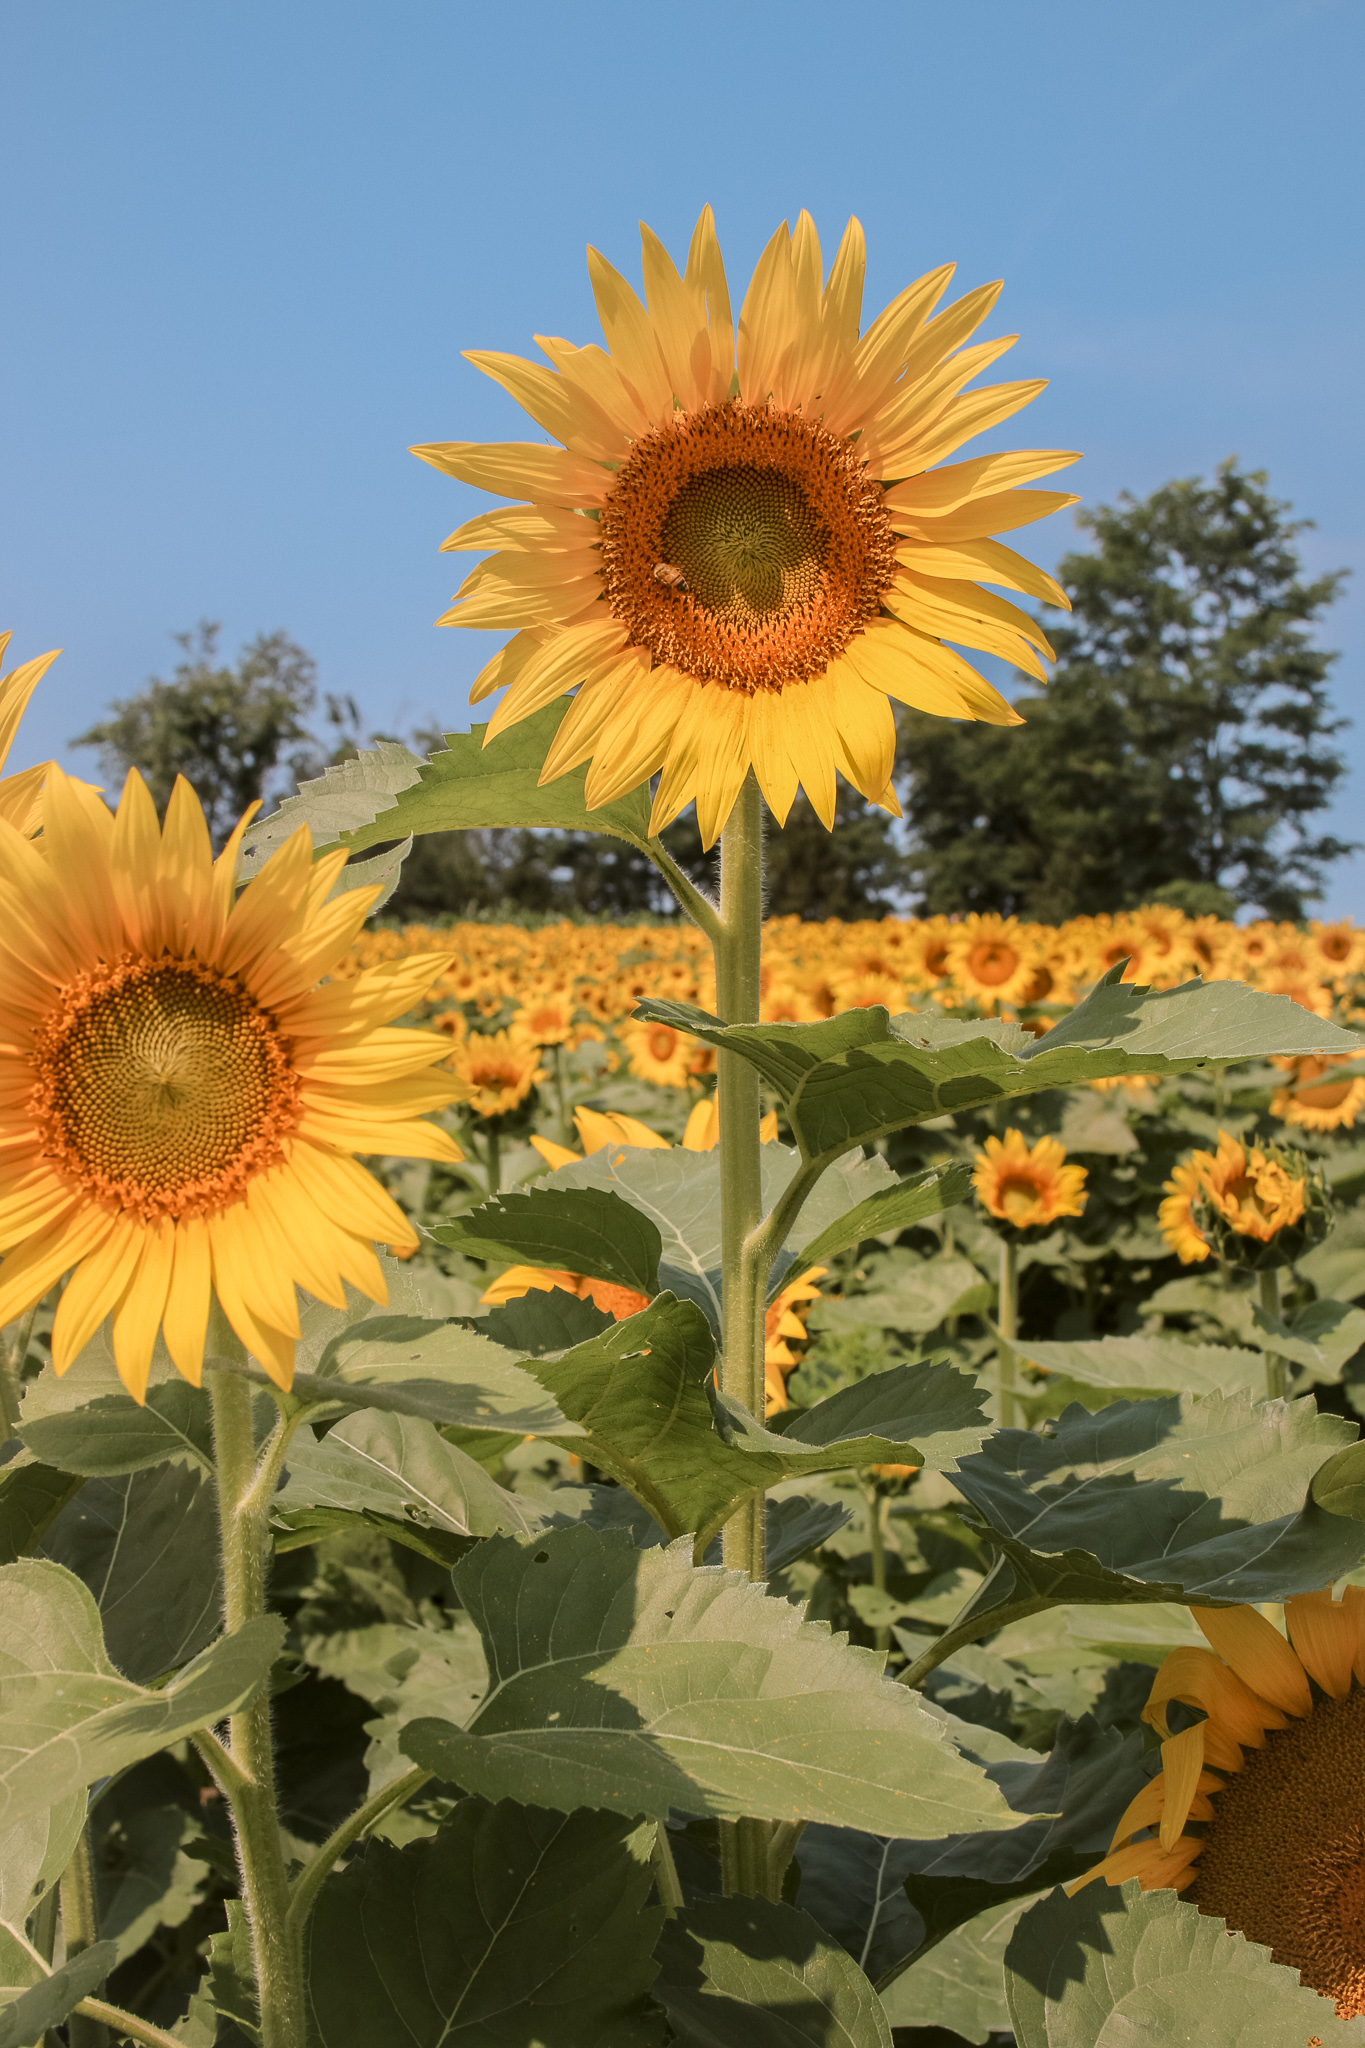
208;1359;306;2048
997;1237;1019;1429
645;838;723;946
897;1592;1053;1690
61;1824;107;2048
866;1481;890;1657
71;2003;187;2048
287;1768;433;1936
1261;1267;1286;1400
716;773;766;1581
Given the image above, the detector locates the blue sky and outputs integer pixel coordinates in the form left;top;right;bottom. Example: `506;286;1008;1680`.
2;0;1361;909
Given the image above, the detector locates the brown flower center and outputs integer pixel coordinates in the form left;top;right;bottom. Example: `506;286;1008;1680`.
966;941;1021;987
1189;1685;1365;2019
597;402;898;691
30;956;300;1222
998;1173;1046;1225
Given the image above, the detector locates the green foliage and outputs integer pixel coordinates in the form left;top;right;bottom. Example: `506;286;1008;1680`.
431;1184;664;1296
74;621;320;848
0;1943;120;2048
899;461;1354;920
653;1894;892;2047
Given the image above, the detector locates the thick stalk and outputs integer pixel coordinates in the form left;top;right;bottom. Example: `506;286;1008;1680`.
716;774;765;1583
997;1237;1019;1429
866;1482;890;1657
208;1363;306;2048
1260;1267;1286;1400
60;1825;106;2048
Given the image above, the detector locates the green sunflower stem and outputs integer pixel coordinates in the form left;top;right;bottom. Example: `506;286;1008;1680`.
866;1479;891;1656
998;1236;1019;1429
1260;1267;1287;1401
60;1822;107;2048
207;1343;307;2048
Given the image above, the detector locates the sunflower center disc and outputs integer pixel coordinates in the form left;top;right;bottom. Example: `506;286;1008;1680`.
1189;1685;1365;2018
597;402;899;691
30;957;301;1220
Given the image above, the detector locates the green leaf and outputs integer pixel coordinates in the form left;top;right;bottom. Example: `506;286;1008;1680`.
1004;1879;1364;2046
710;1359;990;1483
950;1392;1365;1628
636;975;1359;1161
40;1463;222;1681
1249;1296;1365;1381
206;1898;260;2045
0;1787;85;1931
325;832;412;913
0;1456;84;1564
274;1408;548;1555
473;1288;614;1354
334;703;655;854
654;1894;891;2048
879;1894;1034;2042
1018;1335;1268;1399
292;1314;585;1438
430;1185;663;1298
784;1163;973;1268
0;1559;282;1833
0;1943;120;2048
93;1786;204;1963
811;1252;991;1339
401;1525;1024;1838
304;1799;665;2047
1311;1437;1365;1519
237;738;425;871
19;1331;215;1477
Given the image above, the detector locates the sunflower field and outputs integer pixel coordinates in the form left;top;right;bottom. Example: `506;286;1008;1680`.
6;212;1365;2048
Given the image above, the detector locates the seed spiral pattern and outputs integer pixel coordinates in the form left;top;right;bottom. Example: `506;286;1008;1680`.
597;402;898;690
29;956;301;1221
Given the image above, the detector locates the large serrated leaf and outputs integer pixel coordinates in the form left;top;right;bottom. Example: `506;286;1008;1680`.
794;1163;972;1268
950;1392;1365;1629
400;1526;1025;1839
325;702;655;856
710;1360;989;1482
635;974;1359;1161
0;1457;84;1565
1019;1335;1268;1399
653;1894;891;2048
0;1560;281;1832
0;1943;120;2048
19;1329;216;1478
291;1315;584;1438
1004;1880;1365;2046
304;1799;665;2048
237;738;426;871
880;1894;1033;2042
430;1185;663;1297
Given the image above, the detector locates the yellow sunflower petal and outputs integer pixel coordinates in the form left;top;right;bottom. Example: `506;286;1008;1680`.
1285;1589;1362;1699
1194;1605;1312;1718
163;1217;212;1387
111;1220;176;1404
1157;1724;1207;1851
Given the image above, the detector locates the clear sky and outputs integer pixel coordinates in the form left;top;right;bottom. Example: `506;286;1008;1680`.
2;0;1361;910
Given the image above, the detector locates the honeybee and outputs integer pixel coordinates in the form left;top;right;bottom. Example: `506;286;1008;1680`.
653;562;688;591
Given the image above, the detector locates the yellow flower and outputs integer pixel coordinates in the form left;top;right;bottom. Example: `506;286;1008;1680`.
449;1028;544;1118
480;1264;652;1322
0;768;463;1397
619;1015;695;1089
1272;1055;1365;1134
418;208;1078;847
0;632;79;835
1073;1594;1365;2021
971;1128;1087;1229
763;1266;827;1414
949;913;1038;1012
1158;1160;1211;1264
1309;919;1365;987
512;984;577;1046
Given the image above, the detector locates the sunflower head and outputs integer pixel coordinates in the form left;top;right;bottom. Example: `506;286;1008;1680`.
763;1266;827;1415
972;1127;1087;1233
949;913;1039;1013
1161;1130;1332;1272
449;1027;544;1121
1272;1054;1365;1134
1074;1592;1365;2022
0;767;463;1397
418;208;1079;847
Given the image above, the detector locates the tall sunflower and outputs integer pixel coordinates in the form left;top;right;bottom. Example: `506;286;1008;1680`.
416;209;1078;846
0;768;464;1397
1074;1594;1365;2020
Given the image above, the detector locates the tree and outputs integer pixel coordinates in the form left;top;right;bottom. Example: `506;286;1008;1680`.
75;621;320;847
897;461;1353;921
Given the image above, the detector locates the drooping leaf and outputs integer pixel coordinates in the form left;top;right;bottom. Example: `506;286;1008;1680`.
304;1799;665;2048
325;833;412;914
653;1893;891;2048
1004;1879;1363;2047
430;1185;663;1298
291;1314;584;1439
0;1559;281;1833
0;1943;120;2048
40;1463;222;1681
635;975;1358;1162
949;1392;1365;1632
1018;1335;1268;1399
332;703;655;855
400;1526;1025;1839
274;1408;547;1559
0;1456;84;1565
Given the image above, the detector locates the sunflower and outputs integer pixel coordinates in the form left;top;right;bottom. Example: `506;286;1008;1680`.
1158;1161;1212;1264
949;913;1039;1012
449;1027;544;1118
1158;1131;1324;1270
972;1128;1087;1229
763;1266;827;1414
0;632;68;834
1310;919;1365;987
619;1015;695;1089
0;768;464;1396
481;1263;651;1322
1073;1593;1365;2021
417;208;1078;847
513;985;577;1046
1272;1055;1365;1134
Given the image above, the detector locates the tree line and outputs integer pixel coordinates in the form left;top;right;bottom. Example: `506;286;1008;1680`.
76;460;1354;924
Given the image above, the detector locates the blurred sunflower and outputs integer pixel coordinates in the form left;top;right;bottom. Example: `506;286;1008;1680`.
0;768;463;1396
972;1128;1087;1229
449;1027;544;1117
1159;1131;1308;1268
619;1015;695;1089
512;984;577;1046
1272;1054;1365;1134
419;207;1078;846
1074;1594;1365;2021
949;913;1038;1012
